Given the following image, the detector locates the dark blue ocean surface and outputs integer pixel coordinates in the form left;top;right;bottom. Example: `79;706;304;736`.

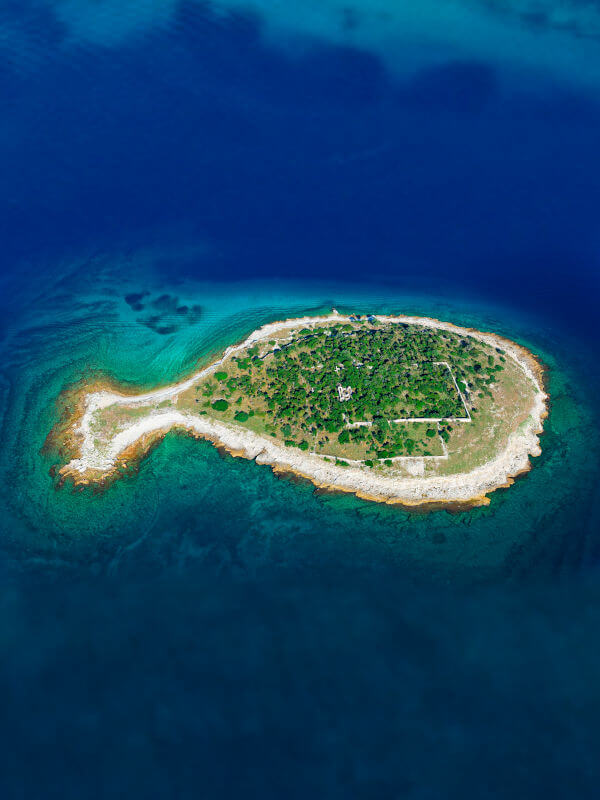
1;2;600;798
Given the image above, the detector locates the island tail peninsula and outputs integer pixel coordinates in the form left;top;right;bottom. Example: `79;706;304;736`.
45;312;548;510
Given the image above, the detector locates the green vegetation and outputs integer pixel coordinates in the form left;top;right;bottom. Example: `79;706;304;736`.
86;316;538;489
176;318;515;467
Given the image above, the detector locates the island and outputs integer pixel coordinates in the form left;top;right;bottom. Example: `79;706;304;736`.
46;311;548;509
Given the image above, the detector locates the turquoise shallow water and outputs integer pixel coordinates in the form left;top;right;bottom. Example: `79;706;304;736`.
1;249;598;580
2;250;600;796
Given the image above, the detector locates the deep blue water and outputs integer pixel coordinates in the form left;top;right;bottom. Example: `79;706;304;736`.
1;2;600;798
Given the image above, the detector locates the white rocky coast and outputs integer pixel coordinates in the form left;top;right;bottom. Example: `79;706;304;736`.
55;312;548;508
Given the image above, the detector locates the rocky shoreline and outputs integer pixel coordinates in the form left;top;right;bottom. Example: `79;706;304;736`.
47;312;548;508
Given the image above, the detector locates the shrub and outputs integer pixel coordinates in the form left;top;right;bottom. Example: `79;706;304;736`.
215;371;228;381
212;399;229;411
234;411;249;422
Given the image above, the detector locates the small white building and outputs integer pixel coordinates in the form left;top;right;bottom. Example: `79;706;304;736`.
337;385;353;402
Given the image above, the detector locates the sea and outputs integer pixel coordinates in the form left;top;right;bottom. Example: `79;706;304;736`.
1;2;600;798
